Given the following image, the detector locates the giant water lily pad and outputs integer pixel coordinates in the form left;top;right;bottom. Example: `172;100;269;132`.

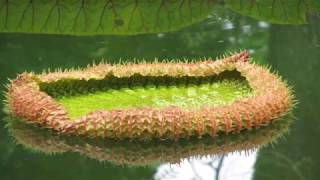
226;0;320;24
5;51;294;140
0;0;215;35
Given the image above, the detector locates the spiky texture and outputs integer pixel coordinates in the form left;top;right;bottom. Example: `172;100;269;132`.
6;114;292;166
5;51;295;140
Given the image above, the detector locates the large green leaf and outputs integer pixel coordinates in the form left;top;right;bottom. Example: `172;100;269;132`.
225;0;320;24
0;0;215;35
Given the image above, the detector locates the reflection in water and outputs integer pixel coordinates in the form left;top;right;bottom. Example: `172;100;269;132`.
5;114;291;166
253;14;320;180
155;152;257;180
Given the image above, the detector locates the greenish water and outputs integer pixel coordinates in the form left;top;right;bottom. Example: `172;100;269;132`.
1;1;320;180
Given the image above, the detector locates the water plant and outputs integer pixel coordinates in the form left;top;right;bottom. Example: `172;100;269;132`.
226;0;320;24
4;51;295;140
0;0;215;35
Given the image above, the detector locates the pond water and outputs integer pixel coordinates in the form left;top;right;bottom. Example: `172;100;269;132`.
0;1;320;180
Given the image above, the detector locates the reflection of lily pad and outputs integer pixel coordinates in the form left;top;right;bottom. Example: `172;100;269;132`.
225;0;320;24
0;0;215;35
5;114;292;166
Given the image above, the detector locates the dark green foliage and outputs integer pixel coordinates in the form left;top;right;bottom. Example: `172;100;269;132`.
0;0;215;35
226;0;320;24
